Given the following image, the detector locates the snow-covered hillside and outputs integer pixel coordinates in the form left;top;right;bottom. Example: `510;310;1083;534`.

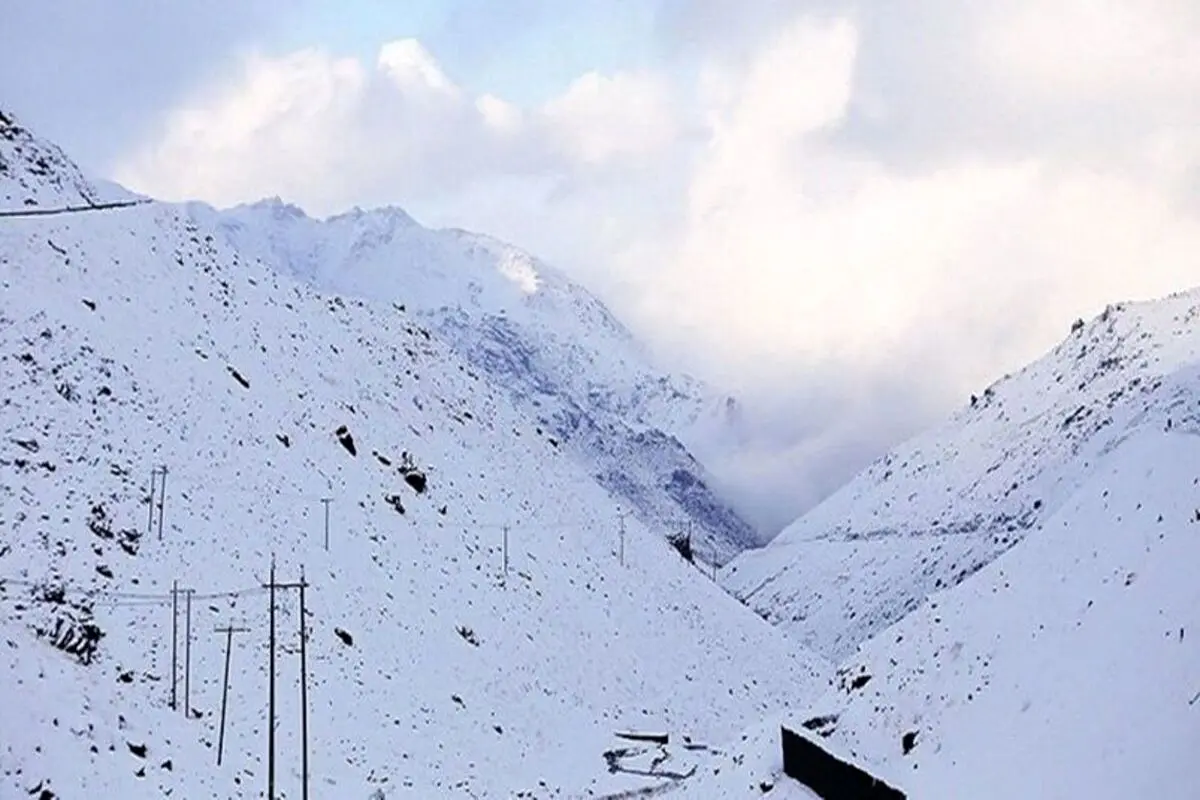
675;295;1200;799
0;110;828;799
774;424;1200;798
194;198;756;563
725;293;1200;661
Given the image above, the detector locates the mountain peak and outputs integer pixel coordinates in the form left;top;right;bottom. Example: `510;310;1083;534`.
197;194;757;555
240;195;310;220
0;108;101;210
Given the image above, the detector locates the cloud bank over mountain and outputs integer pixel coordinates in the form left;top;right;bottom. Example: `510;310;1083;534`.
9;0;1199;532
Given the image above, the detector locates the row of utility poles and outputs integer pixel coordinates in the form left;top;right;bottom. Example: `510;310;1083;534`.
145;467;327;800
489;512;721;584
148;467;724;578
150;472;715;796
616;513;720;580
164;558;310;800
148;463;336;551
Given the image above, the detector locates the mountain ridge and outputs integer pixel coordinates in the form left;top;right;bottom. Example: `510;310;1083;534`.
194;194;759;560
725;285;1200;660
0;107;826;799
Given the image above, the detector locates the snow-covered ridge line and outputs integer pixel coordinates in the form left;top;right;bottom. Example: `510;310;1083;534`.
193;193;759;559
726;286;1200;661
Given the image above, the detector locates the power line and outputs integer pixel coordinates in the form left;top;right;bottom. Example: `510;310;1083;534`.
0;575;269;602
0;199;151;218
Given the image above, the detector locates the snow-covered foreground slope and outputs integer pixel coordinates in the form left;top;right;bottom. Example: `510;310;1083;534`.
726;292;1200;661
781;425;1200;799
0;111;828;799
198;199;757;562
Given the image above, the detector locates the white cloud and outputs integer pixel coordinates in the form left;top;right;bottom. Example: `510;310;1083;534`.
540;70;679;164
115;40;682;216
475;94;523;134
117;49;368;211
0;0;294;172
978;0;1200;103
608;5;1200;531
377;39;460;97
110;2;1200;533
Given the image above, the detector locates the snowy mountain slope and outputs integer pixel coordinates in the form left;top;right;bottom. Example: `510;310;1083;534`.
725;291;1200;661
194;198;756;562
0;111;829;799
782;424;1200;799
0;108;102;209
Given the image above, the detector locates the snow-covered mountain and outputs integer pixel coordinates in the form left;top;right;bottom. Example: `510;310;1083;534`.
764;422;1200;799
192;197;756;564
0;109;829;799
682;419;1200;798
681;291;1200;798
724;293;1200;662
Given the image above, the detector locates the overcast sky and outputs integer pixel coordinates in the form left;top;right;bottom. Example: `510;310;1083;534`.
4;0;1200;534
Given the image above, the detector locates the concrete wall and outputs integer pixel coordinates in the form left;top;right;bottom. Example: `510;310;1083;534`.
781;725;906;800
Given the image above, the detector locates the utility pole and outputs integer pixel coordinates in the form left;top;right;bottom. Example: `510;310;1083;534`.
170;579;178;710
618;512;626;567
157;464;168;540
298;566;310;800
214;624;249;766
262;558;310;800
183;587;194;716
265;556;276;800
320;498;332;551
148;467;159;537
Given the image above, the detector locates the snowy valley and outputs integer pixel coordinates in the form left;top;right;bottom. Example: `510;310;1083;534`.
3;99;1199;800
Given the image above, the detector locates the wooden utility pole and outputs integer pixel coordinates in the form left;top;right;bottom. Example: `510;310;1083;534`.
170;579;178;710
262;559;310;800
157;465;168;540
148;467;159;537
619;512;626;567
320;498;332;551
183;587;195;716
264;557;277;800
214;624;249;766
298;566;310;800
502;525;509;586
